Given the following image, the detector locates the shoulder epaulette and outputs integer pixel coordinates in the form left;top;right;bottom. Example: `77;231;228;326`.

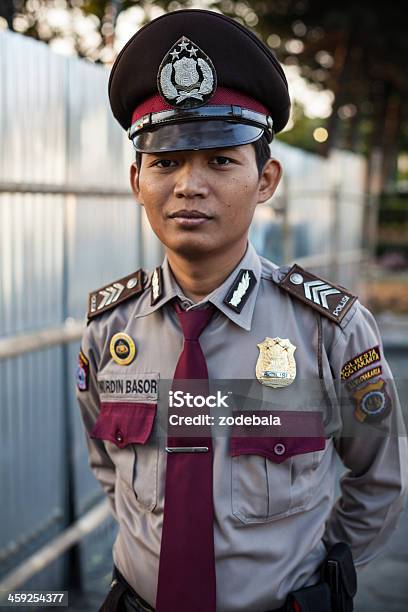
88;269;146;321
277;264;357;324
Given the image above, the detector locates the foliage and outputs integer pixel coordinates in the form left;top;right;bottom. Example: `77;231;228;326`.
1;0;407;181
276;101;324;154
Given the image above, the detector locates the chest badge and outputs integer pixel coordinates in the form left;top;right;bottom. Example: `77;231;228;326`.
110;332;136;366
256;337;297;388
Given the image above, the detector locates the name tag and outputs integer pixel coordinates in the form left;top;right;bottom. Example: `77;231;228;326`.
97;372;159;401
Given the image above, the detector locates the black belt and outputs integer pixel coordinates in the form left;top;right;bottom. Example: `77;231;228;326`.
113;566;154;611
101;542;355;612
107;565;287;612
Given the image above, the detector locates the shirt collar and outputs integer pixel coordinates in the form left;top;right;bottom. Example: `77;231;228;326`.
135;242;262;331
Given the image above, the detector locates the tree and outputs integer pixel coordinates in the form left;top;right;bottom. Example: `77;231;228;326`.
0;1;154;61
2;0;407;190
277;101;325;154
205;0;408;189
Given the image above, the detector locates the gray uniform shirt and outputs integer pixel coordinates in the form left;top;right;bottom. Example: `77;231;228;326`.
77;242;408;612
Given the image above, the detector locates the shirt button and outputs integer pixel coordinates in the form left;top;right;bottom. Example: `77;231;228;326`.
273;442;286;456
115;429;123;443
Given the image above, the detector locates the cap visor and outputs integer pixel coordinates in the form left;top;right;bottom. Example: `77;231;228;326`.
132;120;264;153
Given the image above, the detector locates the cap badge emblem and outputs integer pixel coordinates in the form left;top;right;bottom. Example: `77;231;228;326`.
157;36;217;109
256;337;297;388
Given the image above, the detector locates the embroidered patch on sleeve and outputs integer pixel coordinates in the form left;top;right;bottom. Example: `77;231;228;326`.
76;350;90;392
345;365;383;391
352;378;391;423
341;345;381;380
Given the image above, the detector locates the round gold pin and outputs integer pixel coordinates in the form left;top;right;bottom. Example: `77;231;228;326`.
110;332;136;366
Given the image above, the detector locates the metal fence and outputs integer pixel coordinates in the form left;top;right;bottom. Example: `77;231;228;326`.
0;29;162;594
0;29;369;595
250;141;368;293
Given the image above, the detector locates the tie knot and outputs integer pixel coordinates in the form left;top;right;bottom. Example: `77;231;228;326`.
174;302;215;341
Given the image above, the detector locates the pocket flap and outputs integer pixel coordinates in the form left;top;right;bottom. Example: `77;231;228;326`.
90;402;157;449
230;410;325;463
230;436;325;463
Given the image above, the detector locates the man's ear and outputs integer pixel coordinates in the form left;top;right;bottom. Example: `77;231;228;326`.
130;162;143;205
257;158;282;204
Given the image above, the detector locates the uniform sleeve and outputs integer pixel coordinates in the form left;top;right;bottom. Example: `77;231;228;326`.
323;301;408;568
76;322;118;521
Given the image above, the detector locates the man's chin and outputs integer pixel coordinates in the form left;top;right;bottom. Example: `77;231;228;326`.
164;236;220;260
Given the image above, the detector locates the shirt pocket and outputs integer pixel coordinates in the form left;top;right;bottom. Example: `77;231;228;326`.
230;434;326;524
90;401;158;511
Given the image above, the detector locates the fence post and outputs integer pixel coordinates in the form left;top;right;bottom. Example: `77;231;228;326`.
62;54;82;591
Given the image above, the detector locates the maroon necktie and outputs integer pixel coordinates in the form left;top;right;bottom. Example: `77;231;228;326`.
155;302;216;612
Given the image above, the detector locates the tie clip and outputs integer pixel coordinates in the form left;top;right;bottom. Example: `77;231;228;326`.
165;446;209;453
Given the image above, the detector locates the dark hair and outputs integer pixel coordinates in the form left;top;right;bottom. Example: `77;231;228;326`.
134;133;271;176
253;134;272;175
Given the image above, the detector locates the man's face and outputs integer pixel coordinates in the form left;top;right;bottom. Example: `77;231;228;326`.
130;143;281;260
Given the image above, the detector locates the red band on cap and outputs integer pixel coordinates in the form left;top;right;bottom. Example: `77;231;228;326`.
131;87;269;125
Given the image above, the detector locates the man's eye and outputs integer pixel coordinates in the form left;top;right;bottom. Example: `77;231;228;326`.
211;156;232;165
153;159;177;168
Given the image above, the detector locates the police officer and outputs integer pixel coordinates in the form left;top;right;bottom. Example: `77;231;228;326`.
76;9;408;612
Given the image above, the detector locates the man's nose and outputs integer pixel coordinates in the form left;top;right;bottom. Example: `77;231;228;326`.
173;163;210;199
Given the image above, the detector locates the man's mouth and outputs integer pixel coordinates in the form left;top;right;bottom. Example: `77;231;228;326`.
169;209;212;219
168;209;213;227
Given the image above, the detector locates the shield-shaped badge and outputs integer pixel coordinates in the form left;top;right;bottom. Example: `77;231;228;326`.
256;337;297;388
352;378;391;423
157;36;217;109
